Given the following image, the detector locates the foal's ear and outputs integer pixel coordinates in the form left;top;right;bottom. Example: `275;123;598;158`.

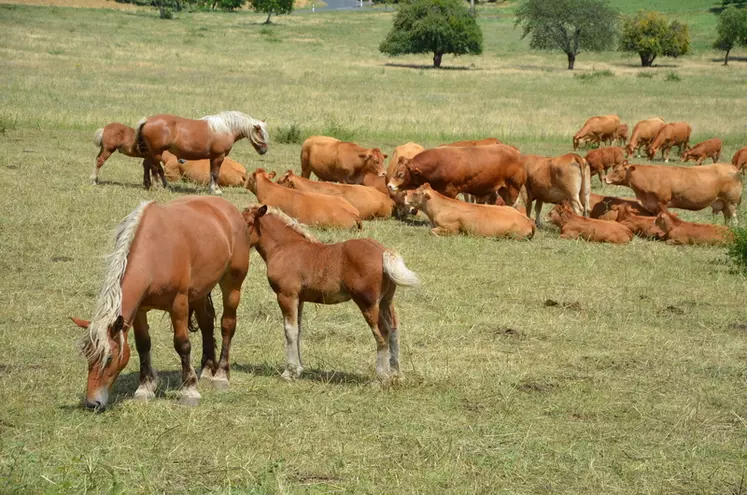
70;317;91;329
257;205;268;217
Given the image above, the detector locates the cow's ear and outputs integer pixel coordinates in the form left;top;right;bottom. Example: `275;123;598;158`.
257;205;268;217
382;154;388;159
423;191;431;200
622;159;628;165
358;153;367;159
412;168;422;177
627;165;636;173
268;171;277;179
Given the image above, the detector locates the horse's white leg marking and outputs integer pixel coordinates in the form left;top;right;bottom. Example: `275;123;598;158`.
178;385;201;407
376;348;390;379
388;327;400;373
91;158;99;185
280;304;302;381
208;176;223;196
134;370;158;400
211;368;229;390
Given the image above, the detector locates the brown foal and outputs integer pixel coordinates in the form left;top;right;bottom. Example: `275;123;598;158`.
92;123;145;185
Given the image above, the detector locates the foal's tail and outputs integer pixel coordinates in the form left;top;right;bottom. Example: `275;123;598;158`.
93;128;104;148
133;117;148;155
382;251;420;288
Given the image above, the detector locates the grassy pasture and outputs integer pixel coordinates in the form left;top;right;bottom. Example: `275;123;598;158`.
1;3;747;494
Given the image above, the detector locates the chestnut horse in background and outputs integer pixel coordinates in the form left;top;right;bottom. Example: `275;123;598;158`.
92;123;145;185
243;205;420;382
134;111;269;194
70;196;250;410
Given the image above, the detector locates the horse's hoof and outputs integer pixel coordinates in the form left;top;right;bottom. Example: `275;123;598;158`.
199;367;215;382
212;378;230;390
178;393;201;407
281;369;296;382
133;388;155;401
90;178;98;185
213;189;223;196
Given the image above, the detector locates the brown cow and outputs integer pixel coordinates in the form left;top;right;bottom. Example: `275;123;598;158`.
386;142;425;217
439;138;503;147
614;124;629;147
404;183;535;239
387;144;526;207
276;170;393;219
655;211;734;246
612;203;664;239
733;147;747;174
548;203;633;244
647;122;692;162
585;146;627;185
572;115;621;150
522;153;590;227
300;136;387;184
161;151;247;187
681;138;722;165
245;168;362;229
91;123;144;184
588;193;653;221
604;162;742;224
626;117;666;158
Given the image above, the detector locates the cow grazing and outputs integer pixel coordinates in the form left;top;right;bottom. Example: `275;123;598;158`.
681;138;722;166
604;162;742;224
245;168;362;229
439;138;503;147
276;170;393;219
91;122;144;184
404;183;535;239
733;147;747;174
300;136;387;184
548;203;633;244
387;144;526;207
386;142;425;217
614;124;629;146
626;118;666;158
612;203;664;239
161;151;247;187
585;146;627;185
647;122;692;162
522;153;591;227
655;211;734;246
572;115;621;150
588;193;653;221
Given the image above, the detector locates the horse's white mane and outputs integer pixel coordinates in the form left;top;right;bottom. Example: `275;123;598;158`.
201;111;269;147
249;204;319;243
81;201;154;365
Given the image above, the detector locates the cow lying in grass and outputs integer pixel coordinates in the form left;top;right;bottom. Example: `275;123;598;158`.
655;211;734;246
681;138;722;166
161;151;247;187
612;204;664;239
587;193;653;221
404;183;535;239
548;203;633;244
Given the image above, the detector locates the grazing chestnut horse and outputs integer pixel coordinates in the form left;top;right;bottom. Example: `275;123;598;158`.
70;196;250;410
243;205;420;382
134;111;269;194
92;123;145;185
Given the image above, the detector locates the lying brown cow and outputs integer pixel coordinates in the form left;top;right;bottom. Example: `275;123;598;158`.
588;193;653;220
604;162;742;224
647;122;692;162
548;203;633;244
585;146;626;185
573;115;621;150
439;138;503;147
276;170;393;219
681;138;722;165
655;211;734;246
161;151;246;187
733;147;747;174
612;203;664;239
614;124;629;147
245;168;362;229
91;122;144;184
300;135;387;184
522;153;590;226
626;117;666;158
387;144;526;206
404;183;535;239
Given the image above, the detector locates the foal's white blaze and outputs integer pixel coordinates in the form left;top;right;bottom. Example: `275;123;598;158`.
89;387;109;408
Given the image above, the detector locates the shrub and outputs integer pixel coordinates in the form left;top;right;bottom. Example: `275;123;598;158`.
275;123;302;144
637;71;655;78
573;69;614;81
727;228;747;273
664;71;681;81
620;11;690;67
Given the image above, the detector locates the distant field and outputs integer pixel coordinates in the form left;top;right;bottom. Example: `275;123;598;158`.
1;3;746;494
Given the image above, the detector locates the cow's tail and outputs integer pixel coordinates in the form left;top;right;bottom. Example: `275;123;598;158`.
133;117;148;155
382;250;420;288
300;142;311;178
93;128;104;148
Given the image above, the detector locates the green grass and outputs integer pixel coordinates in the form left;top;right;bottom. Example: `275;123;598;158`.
1;4;747;494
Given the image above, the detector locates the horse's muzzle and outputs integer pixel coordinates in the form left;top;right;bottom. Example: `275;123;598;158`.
84;399;107;412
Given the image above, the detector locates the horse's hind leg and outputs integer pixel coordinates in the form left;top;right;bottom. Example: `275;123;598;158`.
277;293;303;380
171;294;201;406
214;275;243;387
133;310;158;400
193;294;218;383
92;148;111;185
355;298;390;381
142;159;153;190
379;287;401;377
209;156;225;195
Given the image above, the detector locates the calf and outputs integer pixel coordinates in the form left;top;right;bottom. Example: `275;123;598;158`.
647;122;692;162
612;203;664;239
588;193;653;221
626;118;666;158
681;138;722;165
523;153;590;227
733;147;747;174
573;115;621;150
300;135;387;184
276;170;393;219
91;122;144;184
585;146;626;186
404;183;535;239
655;211;734;246
548;203;633;244
162;151;246;187
614;124;629;147
245;168;362;229
387;142;425;217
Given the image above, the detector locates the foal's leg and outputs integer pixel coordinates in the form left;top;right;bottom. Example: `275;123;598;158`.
209;155;225;195
171;294;200;406
193;296;218;382
214;276;242;388
277;293;303;380
133;310;158;400
150;153;169;189
379;295;401;377
142;159;153;190
354;299;390;380
91;148;111;185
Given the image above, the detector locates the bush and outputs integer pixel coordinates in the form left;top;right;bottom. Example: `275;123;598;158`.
727;228;747;273
573;69;614;81
637;71;655;78
620;11;690;67
275;123;301;144
664;71;681;81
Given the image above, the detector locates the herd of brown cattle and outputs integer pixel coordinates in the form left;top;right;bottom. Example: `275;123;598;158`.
94;115;747;246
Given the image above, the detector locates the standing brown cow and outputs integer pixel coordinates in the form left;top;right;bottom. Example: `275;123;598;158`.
522;153;591;227
572;115;621;150
681;138;722;165
626;118;666;158
613;124;629;147
585;146;627;185
301;136;387;184
646;122;692;162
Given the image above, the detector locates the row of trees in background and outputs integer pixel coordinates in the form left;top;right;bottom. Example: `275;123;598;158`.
121;0;292;20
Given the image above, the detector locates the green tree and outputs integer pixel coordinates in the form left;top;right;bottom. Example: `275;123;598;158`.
250;0;293;23
379;0;483;68
513;0;619;70
619;11;690;67
714;6;747;65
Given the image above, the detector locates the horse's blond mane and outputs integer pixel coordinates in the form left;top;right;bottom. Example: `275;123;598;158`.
202;111;269;148
249;204;319;243
80;201;154;365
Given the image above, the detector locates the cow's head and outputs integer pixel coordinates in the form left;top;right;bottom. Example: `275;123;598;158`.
604;162;632;186
403;183;434;210
358;148;388;177
547;202;574;226
245;168;276;194
276;170;295;188
646;144;657;161
388;157;418;192
654;211;678;233
572;135;580;151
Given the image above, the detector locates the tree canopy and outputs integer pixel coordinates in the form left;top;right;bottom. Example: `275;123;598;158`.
619;11;690;67
713;6;747;65
379;0;483;68
250;0;293;23
514;0;619;70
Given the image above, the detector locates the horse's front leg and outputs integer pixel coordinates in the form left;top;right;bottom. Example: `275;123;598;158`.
133;310;157;401
209;155;225;195
170;295;200;406
277;293;303;380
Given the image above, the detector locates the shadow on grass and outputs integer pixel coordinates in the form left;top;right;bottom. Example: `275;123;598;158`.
710;56;747;63
384;62;474;71
397;217;430;227
94;180;198;194
233;362;369;385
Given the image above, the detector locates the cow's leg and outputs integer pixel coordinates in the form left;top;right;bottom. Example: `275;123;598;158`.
133;310;157;400
664;146;671;163
570;195;584;216
534;200;544;227
723;202;738;226
209;155;225;195
431;226;455;236
597;170;605;187
92;148;112;185
714;151;720;163
277;293;303;380
171;294;200;406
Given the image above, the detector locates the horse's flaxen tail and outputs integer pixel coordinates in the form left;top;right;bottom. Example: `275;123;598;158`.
133;117;148;155
382;251;420;288
93;128;104;148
